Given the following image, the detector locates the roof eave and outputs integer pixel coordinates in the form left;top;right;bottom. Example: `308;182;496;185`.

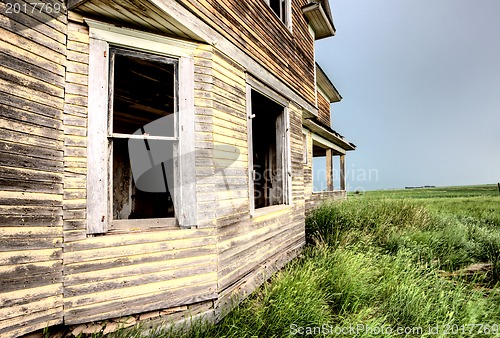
68;0;90;10
303;118;356;151
316;63;342;103
302;2;336;40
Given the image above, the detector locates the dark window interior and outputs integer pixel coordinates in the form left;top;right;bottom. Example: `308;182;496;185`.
251;90;285;209
111;49;176;220
113;53;175;136
269;0;286;23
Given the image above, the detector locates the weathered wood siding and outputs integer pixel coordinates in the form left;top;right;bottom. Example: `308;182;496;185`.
317;90;331;128
1;3;316;334
0;2;67;336
208;49;306;298
64;12;90;244
192;42;307;302
303;129;314;209
178;0;316;107
59;14;220;325
216;96;307;303
63;228;218;324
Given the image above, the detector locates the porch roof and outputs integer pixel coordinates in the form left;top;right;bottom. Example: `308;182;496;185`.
303;117;356;151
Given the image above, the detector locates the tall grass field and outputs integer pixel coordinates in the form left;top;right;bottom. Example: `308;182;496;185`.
92;185;500;337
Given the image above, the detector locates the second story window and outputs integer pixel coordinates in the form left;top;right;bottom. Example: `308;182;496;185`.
266;0;291;29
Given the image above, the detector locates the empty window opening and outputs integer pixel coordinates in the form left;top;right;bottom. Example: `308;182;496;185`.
312;142;328;192
251;90;287;209
110;48;177;220
268;0;288;25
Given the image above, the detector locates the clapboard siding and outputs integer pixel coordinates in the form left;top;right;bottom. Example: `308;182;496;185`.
178;0;316;107
58;35;221;325
63;16;89;243
206;51;307;295
1;2;324;333
317;90;331;127
63;228;218;324
0;2;66;336
194;46;218;227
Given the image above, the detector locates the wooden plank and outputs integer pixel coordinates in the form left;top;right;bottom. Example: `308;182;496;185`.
0;214;62;227
86;38;108;234
0;8;66;54
0;178;63;195
0;27;65;66
65;82;88;97
0;51;64;88
0;151;62;173
0;103;62;130
64;282;216;325
0;139;62;162
176;57;197;228
219;229;304;290
0;283;62;308
67;21;90;44
0;116;63;141
64;262;216;298
0;190;62;206
135;1;195;38
218;217;298;263
66;60;89;76
0;261;62;293
64;272;216;308
64;255;214;286
0;38;65;78
65;71;88;86
65;239;216;267
64;146;87;158
0;88;62;120
0;295;62;322
0;78;63;110
0;205;62;216
65;228;215;251
340;154;346;191
15;0;68;33
326;148;333;191
0;307;62;337
0;248;61;266
65;245;216;275
64;230;87;243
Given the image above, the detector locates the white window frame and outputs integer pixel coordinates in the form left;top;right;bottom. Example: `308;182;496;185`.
246;76;292;216
86;19;198;234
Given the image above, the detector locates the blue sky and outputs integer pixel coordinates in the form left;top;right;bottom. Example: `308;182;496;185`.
314;0;500;191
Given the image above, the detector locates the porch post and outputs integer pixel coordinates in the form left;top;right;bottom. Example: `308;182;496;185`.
326;148;333;191
340;154;346;191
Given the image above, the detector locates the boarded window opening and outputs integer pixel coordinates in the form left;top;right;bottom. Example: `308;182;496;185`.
110;49;177;220
251;90;287;209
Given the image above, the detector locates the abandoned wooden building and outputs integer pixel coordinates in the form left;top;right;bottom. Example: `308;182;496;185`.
0;0;355;336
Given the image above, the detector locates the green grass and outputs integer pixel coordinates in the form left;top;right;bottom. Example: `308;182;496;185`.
86;185;500;337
